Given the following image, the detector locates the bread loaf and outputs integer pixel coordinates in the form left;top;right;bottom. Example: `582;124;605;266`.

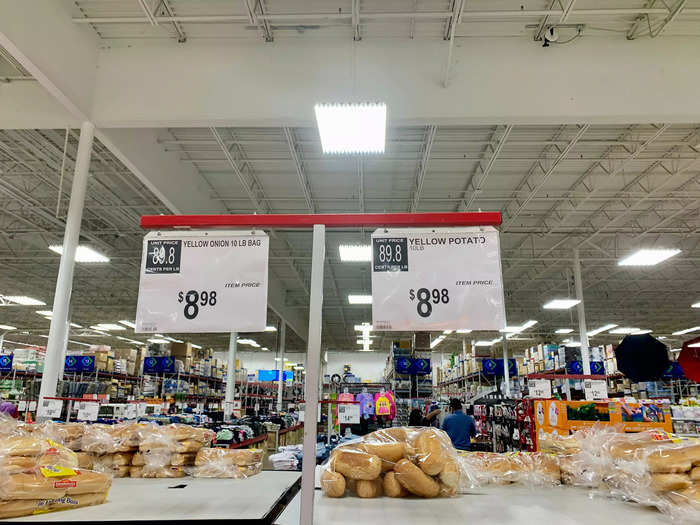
357;442;405;464
171;453;197;466
647;448;692;474
0;492;108;519
415;429;448;476
321;470;346;498
1;472;65;500
650;473;692;492
175;439;203;453
0;436;42;456
394;458;440;498
330;449;382;480
112;452;133;466
4;456;37;473
356;478;383;498
131;452;145;466
690;467;700;482
194;447;263;466
76;452;94;469
439;481;457;497
382;471;408;498
63;470;112;495
365;428;407;444
130;466;143;478
112;466;130;478
439;458;460;489
142;466;186;478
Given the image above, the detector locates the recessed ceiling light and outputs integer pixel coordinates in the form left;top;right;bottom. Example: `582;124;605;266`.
587;324;618;336
237;338;260;347
147;338;170;344
0;324;16;331
49;245;109;263
339;245;371;262
264;326;277;332
618;248;680;266
692;302;700;308
609;327;640;335
36;310;53;317
70;322;82;328
474;340;494;347
191;344;202;349
90;323;126;331
456;329;472;334
3;296;46;306
565;341;582;347
689;342;700;348
631;329;652;335
543;299;581;309
119;320;136;329
555;328;574;334
672;326;700;335
348;295;372;304
314;103;386;154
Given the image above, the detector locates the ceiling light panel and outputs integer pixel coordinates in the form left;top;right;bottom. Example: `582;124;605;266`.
609;327;640;334
617;248;680;266
315;103;386;154
119;320;136;329
3;296;45;306
672;326;700;335
0;324;16;330
587;324;618;336
348;295;372;304
339;245;371;262
90;324;126;331
49;245;110;263
555;328;574;334
543;299;581;309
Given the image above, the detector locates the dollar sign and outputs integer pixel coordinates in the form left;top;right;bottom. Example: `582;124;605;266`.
409;289;415;301
178;291;183;303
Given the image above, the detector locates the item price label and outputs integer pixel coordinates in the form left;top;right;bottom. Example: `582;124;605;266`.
584;379;608;401
77;402;99;421
337;404;360;424
37;399;63;418
125;404;137;419
371;228;506;331
529;379;552;399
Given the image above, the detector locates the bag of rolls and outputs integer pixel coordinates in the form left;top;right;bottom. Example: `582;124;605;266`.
0;465;112;519
192;448;264;478
321;427;460;499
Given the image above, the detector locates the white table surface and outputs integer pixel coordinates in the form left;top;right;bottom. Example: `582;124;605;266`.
277;484;669;525
8;471;300;522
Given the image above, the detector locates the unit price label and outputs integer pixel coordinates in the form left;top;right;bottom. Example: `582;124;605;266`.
371;227;506;331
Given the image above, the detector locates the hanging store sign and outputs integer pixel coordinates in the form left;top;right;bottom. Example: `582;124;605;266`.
371;227;506;331
143;356;175;375
65;355;95;373
0;354;12;373
481;358;518;377
136;230;269;333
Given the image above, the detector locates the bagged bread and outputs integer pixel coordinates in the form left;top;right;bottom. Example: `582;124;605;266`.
414;428;449;476
651;473;692;492
321;470;346;498
194;447;263;467
0;436;43;456
36;440;79;469
169;425;214;444
138;424;177;452
647;448;693;474
0;492;107;519
76;452;95;470
142;466;186;479
356;478;383;498
113;466;130;478
192;463;262;479
112;452;133;466
4;456;38;474
175;440;203;453
329;449;381;480
394;458;440;498
130;466;144;478
81;425;119;455
171;453;196;467
383;471;408;498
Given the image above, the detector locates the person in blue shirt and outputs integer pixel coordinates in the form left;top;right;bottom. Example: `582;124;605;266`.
441;398;476;451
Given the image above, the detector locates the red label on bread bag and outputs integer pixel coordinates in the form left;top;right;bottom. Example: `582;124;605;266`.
53;479;77;488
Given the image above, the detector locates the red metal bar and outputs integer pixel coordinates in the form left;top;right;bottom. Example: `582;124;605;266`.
141;212;501;229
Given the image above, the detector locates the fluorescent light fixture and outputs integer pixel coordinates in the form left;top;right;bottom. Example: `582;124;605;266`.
339;245;371;262
659;336;667;340
456;329;472;334
261;347;269;351
354;324;373;331
632;329;653;335
0;324;16;331
543;299;581;309
119;320;136;329
500;326;522;333
689;342;700;348
430;336;446;349
692;302;700;308
191;344;202;349
147;338;170;344
500;320;538;333
274;357;281;361
90;323;126;331
555;328;574;334
36;310;53;317
49;245;109;263
587;324;618;336
116;336;143;345
672;326;700;335
442;330;454;335
618;248;680;266
356;339;370;345
314;103;386;154
294;366;304;370
68;340;91;347
565;341;582;347
4;296;45;306
562;338;571;343
70;322;82;328
474;340;494;347
237;338;260;348
609;327;640;335
164;336;183;343
348;294;372;304
264;326;277;332
521;320;538;330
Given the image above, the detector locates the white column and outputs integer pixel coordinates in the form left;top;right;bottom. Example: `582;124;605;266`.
502;334;511;397
277;322;286;412
299;224;325;525
573;248;591;375
225;331;237;421
38;122;94;412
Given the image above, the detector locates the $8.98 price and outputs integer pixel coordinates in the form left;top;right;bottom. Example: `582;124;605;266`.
177;290;217;320
408;288;449;318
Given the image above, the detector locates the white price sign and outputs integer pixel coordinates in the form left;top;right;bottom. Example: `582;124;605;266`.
125;404;137;419
584;379;608;401
77;402;100;421
529;379;552;399
17;401;27;412
136;231;269;333
37;399;63;418
371;227;506;331
28;401;37;412
136;403;147;417
337;404;360;424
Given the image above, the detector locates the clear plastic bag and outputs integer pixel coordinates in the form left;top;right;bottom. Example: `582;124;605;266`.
191;447;264;478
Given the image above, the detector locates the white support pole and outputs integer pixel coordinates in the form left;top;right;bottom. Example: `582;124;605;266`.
573;248;591;375
38;122;94;413
277;322;286;412
502;335;511;398
299;224;325;525
225;331;237;421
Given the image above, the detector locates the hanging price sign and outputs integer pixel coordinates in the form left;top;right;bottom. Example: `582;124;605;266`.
371;227;506;331
337;404;360;424
584;380;608;401
136;231;269;333
37;399;63;418
529;379;552;399
77;402;100;421
125;404;137;419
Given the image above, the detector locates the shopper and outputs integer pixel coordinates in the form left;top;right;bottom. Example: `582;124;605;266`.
441;398;476;451
409;407;442;427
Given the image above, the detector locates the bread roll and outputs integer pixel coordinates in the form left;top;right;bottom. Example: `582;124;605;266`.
439;481;457;497
131;452;145;466
0;492;107;519
647;448;693;473
112;466;130;478
415;429;448;476
5;456;37;473
330;449;382;480
63;470;112;495
142;466;186;478
169;425;213;443
651;473;692;492
439;458;460;489
691;467;700;482
366;428;407;443
383;471;408;498
194;447;263;466
171;453;197;466
357;442;406;464
0;436;42;456
356;478;383;498
37;442;79;469
112;452;133;466
679;444;700;466
1;473;65;500
130;466;144;478
175;439;203;453
394;458;440;498
321;470;346;498
192;463;261;478
668;483;700;507
76;452;94;469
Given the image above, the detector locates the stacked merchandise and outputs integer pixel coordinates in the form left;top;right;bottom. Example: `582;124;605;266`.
191;448;263;478
269;445;302;471
473;400;517;452
320;427;460;499
0;418;112;518
672;403;700;436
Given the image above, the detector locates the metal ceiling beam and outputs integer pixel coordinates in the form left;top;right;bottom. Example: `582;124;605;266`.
410;125;437;212
628;0;688;39
136;0;158;26
443;0;465;87
352;0;361;41
283;127;314;212
155;0;187;42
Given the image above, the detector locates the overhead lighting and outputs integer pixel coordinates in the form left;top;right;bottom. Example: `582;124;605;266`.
555;328;574;334
672;326;700;335
264;326;277;332
339;245;371;262
618;248;680;266
456;329;472;334
587;324;618;336
354;324;373;331
68;340;91;347
692;302;700;308
565;341;582;347
521;320;538;329
70;322;82;328
609;327;640;335
147;338;169;344
442;330;454;335
356;338;376;344
116;336;143;345
314;103;386;154
632;329;653;335
430;336;446;349
164;336;183;343
499;320;538;333
237;338;260;348
90;323;126;331
294;366;304;370
191;344;202;349
500;326;522;333
0;324;16;331
474;340;494;347
36;310;53;317
348;294;372;305
689;342;700;348
543;299;581;310
3;296;46;306
49;245;109;263
261;347;269;351
119;320;136;329
659;336;667;340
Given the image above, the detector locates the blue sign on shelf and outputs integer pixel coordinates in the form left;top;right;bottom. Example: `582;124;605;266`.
590;361;605;375
664;362;685;379
65;355;80;373
65;355;95;373
409;358;431;375
481;358;517;376
0;354;12;373
143;357;159;374
566;360;584;374
395;357;412;374
143;356;176;374
80;355;95;373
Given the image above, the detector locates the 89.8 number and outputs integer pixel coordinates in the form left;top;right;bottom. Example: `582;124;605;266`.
177;290;217;320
